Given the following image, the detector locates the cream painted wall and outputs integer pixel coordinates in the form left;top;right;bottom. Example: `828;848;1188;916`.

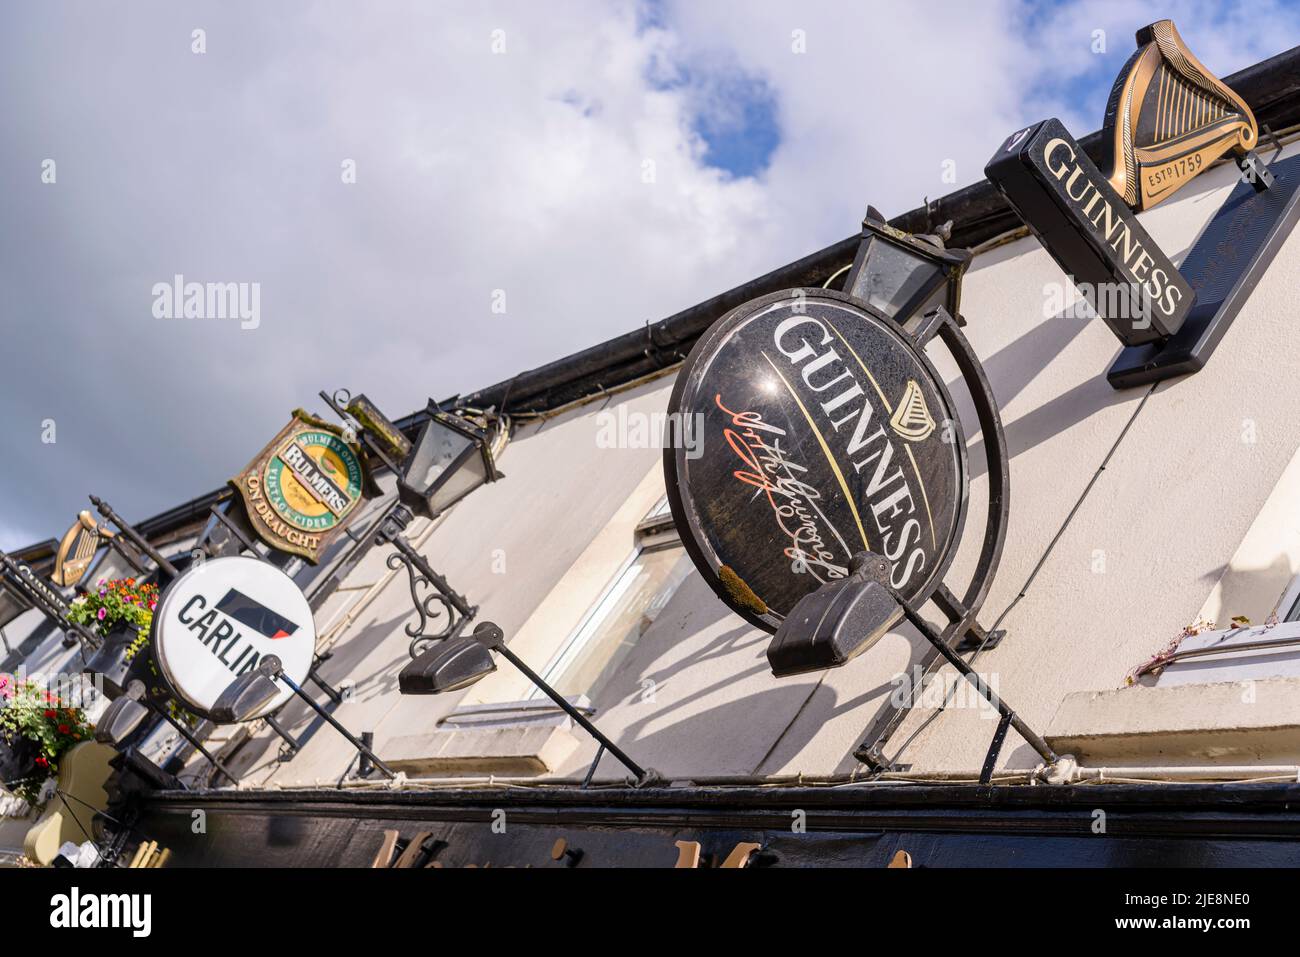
214;143;1300;786
886;141;1300;774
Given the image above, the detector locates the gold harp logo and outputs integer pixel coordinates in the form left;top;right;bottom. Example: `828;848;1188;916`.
890;380;936;442
50;510;113;587
1104;19;1258;210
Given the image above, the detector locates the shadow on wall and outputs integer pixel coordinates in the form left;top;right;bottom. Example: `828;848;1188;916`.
958;306;1130;480
1199;552;1297;625
587;569;934;778
953;239;1196;480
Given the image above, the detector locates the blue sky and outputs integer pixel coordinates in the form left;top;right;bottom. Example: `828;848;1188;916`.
675;0;1300;181
1;0;1298;548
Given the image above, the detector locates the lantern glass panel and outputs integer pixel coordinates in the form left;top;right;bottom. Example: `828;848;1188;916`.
407;419;474;492
399;415;498;517
850;235;946;322
427;453;491;514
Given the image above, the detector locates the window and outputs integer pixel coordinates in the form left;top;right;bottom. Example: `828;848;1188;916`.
1284;578;1300;623
531;497;694;703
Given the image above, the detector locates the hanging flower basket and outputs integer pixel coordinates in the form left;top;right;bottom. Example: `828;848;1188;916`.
67;577;199;729
83;622;154;699
69;578;160;700
0;731;39;793
0;674;94;805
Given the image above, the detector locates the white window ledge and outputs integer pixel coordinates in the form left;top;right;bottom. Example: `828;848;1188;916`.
381;699;589;777
1046;676;1300;766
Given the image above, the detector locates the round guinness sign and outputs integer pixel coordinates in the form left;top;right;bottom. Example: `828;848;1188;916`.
665;289;967;633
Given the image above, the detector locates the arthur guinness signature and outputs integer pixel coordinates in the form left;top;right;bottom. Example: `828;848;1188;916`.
716;395;849;584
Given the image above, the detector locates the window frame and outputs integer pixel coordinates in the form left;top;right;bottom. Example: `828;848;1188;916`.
528;496;685;700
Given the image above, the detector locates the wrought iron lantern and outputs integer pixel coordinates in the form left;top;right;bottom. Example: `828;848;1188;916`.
844;207;971;325
398;404;504;520
319;390;499;658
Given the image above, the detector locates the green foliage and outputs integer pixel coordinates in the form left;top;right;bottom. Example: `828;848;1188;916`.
67;577;159;637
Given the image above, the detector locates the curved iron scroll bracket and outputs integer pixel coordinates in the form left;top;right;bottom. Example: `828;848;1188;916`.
376;506;477;658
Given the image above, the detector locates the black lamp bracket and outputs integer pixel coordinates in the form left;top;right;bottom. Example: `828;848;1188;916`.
90;496;179;581
317;387;480;658
376;505;478;658
836;266;1014;771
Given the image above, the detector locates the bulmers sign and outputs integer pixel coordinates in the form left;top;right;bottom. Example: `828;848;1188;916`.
232;411;368;562
665;289;966;633
152;556;315;719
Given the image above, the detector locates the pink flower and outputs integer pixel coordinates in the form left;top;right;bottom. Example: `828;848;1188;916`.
97;607;107;620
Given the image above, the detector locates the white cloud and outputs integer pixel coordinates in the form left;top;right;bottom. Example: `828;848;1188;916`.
1;0;1296;547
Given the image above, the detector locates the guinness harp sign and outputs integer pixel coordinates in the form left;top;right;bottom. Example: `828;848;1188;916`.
988;19;1300;388
231;410;369;562
51;511;112;587
1103;20;1259;211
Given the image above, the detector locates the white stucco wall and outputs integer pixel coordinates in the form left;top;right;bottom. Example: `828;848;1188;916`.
208;140;1300;786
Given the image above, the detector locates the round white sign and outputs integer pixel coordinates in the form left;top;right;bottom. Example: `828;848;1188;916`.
152;556;315;720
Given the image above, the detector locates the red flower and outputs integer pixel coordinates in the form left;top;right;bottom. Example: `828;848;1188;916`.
34;757;48;767
58;724;71;735
43;709;56;718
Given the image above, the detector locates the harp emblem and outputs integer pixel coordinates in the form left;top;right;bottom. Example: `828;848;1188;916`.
1104;19;1258;210
50;510;113;587
890;380;936;442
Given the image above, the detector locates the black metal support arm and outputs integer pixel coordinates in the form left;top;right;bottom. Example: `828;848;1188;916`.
472;624;649;783
896;600;1057;766
265;715;301;758
153;707;238;787
90;496;179;580
377;506;477;658
269;662;396;779
851;306;1013;769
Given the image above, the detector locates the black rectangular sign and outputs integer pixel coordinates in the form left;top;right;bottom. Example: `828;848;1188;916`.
986;118;1194;345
